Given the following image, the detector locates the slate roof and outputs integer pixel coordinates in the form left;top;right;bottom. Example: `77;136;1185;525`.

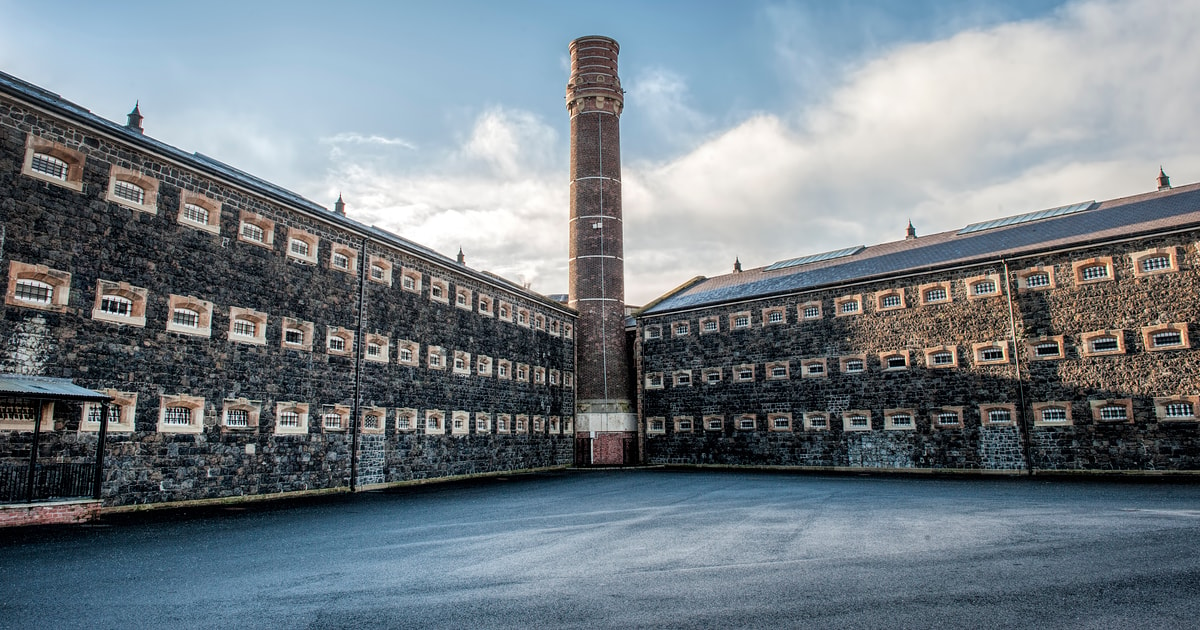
0;375;111;402
0;70;573;315
641;182;1200;316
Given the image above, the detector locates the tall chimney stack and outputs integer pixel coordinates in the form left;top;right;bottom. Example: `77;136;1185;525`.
566;36;636;465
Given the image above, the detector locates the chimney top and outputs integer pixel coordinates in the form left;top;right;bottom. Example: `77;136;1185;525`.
905;220;917;240
126;101;144;134
457;248;465;265
334;194;346;216
733;257;743;273
1158;167;1172;191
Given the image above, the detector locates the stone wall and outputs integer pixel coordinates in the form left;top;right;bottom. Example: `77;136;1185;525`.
0;88;576;507
638;235;1200;472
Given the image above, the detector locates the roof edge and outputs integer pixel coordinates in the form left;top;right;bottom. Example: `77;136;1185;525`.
634;276;708;316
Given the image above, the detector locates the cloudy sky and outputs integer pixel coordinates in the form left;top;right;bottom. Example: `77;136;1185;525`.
1;0;1196;304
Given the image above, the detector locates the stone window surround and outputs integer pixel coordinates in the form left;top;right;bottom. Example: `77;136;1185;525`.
452;350;472;376
22;134;85;191
703;415;724;431
364;333;390;363
1071;256;1115;285
497;359;512;380
177;192;222;234
515;362;530;383
228;306;268;345
645;372;664;390
427;345;447;370
6;261;71;312
1131;247;1178;277
477;354;494;377
563;372;574;388
284;227;319;265
320;405;350;432
884;408;917;431
533;415;547;433
918;280;953;306
368;256;394;286
549;416;561;434
972;341;1011;365
281;317;315;352
879;350;911;371
534;366;547;385
665;370;690;388
166;294;214;338
105;165;160;214
762;306;787;326
1016;265;1056;292
1153;396;1200;422
834;294;862;317
400;268;422;293
0;399;55;432
534;313;546;331
729;311;752;330
964;273;1002;300
496;413;512;434
644;325;662;340
91;279;148;327
273;402;310;435
979;402;1017;427
455;287;473;311
768;412;793;432
516;307;531;328
1025;335;1066;361
875;289;905;312
424;409;445;435
514;414;529;434
735;414;757;431
326;326;355;357
497;300;512;322
475;412;493;434
673;415;694;433
549;368;560;386
396;340;419;366
1142;323;1190;352
549;318;561;337
359;406;386;434
930;406;964;430
328;243;359;273
767;360;792;380
237;211;275;248
842;410;872;432
702;367;723;384
803;412;830;431
394;407;418;432
799;301;823;320
672;320;691;336
159;394;204;434
1032;401;1073;427
800;358;827;379
838;354;868;374
733;364;756;382
451;410;471;435
478;294;494;317
923;345;958;369
221;398;261;431
1078;329;1126;357
646;416;667;434
1089;398;1134;424
699;315;720;334
78;390;137;433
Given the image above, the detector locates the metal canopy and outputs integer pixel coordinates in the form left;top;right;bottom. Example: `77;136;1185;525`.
0;375;111;402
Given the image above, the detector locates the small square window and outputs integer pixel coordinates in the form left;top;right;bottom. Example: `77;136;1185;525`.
1018;267;1055;291
800;302;822;320
704;415;724;431
645;326;662;339
736;415;757;431
673;321;690;336
1027;336;1065;361
803;413;829;431
843;411;872;432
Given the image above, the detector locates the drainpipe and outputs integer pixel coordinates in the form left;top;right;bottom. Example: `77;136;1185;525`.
349;237;368;492
26;400;45;503
1002;259;1034;475
92;400;111;500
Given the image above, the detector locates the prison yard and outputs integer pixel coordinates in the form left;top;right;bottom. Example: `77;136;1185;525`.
2;469;1198;629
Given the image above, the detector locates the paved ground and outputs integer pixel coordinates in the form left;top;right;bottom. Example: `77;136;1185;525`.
2;470;1199;629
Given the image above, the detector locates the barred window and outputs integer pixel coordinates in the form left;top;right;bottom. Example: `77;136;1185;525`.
703;320;718;332
431;285;443;298
328;336;346;352
367;342;382;358
804;363;823;375
773;417;790;430
30;152;69;180
370;264;385;281
930;351;954;366
225;409;249;428
231;318;256;337
112;180;146;205
1140;256;1171;272
936;412;959;426
1099;405;1127;421
182;203;209;225
675;322;689;335
706;417;723;430
1080;265;1108;281
396;415;411;430
803;305;821;319
172;308;200;328
0;400;39;423
881;294;902;308
705;371;721;383
885;355;907;369
402;275;415;290
86;404;121;425
734;316;749;328
1090;336;1119;353
840;300;859;313
738;417;756;430
806;415;828;429
1040;407;1068;423
924;287;948;302
649;418;665;432
979;347;1005;362
676;373;691;385
1034;342;1061;357
987;409;1012;424
737;368;754;380
323;413;342;429
847;415;869;428
162;407;191;426
1166;403;1194;418
399;347;413;362
278;411;300;427
284;328;304;346
843;359;864;373
774;365;791;377
1151;331;1183;348
890;414;913;427
289;239;310;258
646;327;662;339
14;279;53;304
971;280;997;295
457;292;468;306
241;222;265;242
767;311;783;323
1025;272;1051;288
678;418;694;431
363;414;381;430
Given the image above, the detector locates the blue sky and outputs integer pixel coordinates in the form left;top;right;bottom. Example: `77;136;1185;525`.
2;0;1196;304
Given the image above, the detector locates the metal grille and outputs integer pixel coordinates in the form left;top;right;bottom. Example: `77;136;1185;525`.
1152;331;1182;347
1090;337;1119;352
1166;403;1193;418
1099;405;1127;421
289;239;310;257
1026;273;1051;288
323;413;342;429
925;287;948;302
182;203;209;224
803;306;820;319
1034;342;1061;357
1;463;95;503
987;409;1012;424
100;295;132;316
332;253;349;269
1080;265;1108;281
284;328;304;345
0;400;39;423
225;409;249;428
980;347;1005;361
1141;256;1171;272
278;411;300;427
241;222;264;242
172;308;200;328
112;180;145;205
881;294;902;308
232;318;256;337
162;407;191;425
937;412;960;426
14;279;52;304
30;152;69;180
1041;408;1068;422
972;280;997;295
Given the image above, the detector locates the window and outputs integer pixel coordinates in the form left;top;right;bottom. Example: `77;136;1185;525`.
158;394;204;434
514;415;529;433
497;359;511;379
517;308;530;326
400;269;422;293
285;228;319;264
367;343;381;358
1091;400;1132;423
769;413;792;432
1143;324;1189;351
364;334;389;363
804;413;829;431
395;408;417;432
563;372;574;388
0;399;55;432
973;342;1009;364
516;363;530;383
968;278;998;297
1072;257;1114;284
478;295;494;316
424;411;445;435
361;407;386;434
1132;248;1178;277
430;278;450;303
920;282;951;305
79;390;137;433
835;296;861;315
1079;265;1107;281
428;346;447;369
673;321;690;336
878;293;903;310
839;355;866;374
736;415;757;431
734;365;755;382
222;399;260;431
106;167;159;213
932;408;963;429
704;415;724;431
22;136;84;191
450;411;470;435
885;410;916;431
766;361;791;380
1027;336;1065;361
802;360;826;379
454;351;472;376
1019;267;1055;291
763;308;785;325
396;340;419;366
475;412;493;434
455;288;473;311
7;262;71;311
228;307;267;345
331;252;350;270
165;295;213;337
1141;256;1170;272
178;195;221;234
238;212;274;247
880;352;909;371
925;346;957;369
1166;403;1194;418
371;265;384;280
1079;330;1125;357
675;416;694;433
1155;397;1200;422
281;318;314;351
647;417;666;434
732;314;750;329
326;326;354;356
497;301;511;321
800;302;822;320
673;371;692;387
368;257;394;286
478;355;494;377
645;326;662;339
700;317;719;334
843;411;872;432
703;368;722;384
1038;406;1069;425
232;318;255;337
494;414;510;434
981;405;1014;426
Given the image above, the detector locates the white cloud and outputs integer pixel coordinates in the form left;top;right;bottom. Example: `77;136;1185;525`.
627;67;712;149
320;132;417;150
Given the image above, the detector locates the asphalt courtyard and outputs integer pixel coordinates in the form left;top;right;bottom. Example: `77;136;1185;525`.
2;469;1199;629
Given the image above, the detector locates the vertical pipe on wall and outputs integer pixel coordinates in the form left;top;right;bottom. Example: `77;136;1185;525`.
1002;258;1034;474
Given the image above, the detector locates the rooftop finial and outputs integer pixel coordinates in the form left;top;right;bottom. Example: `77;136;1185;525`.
334;193;346;216
733;257;742;273
906;220;917;240
457;247;465;265
1158;166;1171;191
126;101;144;134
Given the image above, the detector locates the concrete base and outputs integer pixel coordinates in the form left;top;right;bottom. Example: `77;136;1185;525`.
0;500;101;528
